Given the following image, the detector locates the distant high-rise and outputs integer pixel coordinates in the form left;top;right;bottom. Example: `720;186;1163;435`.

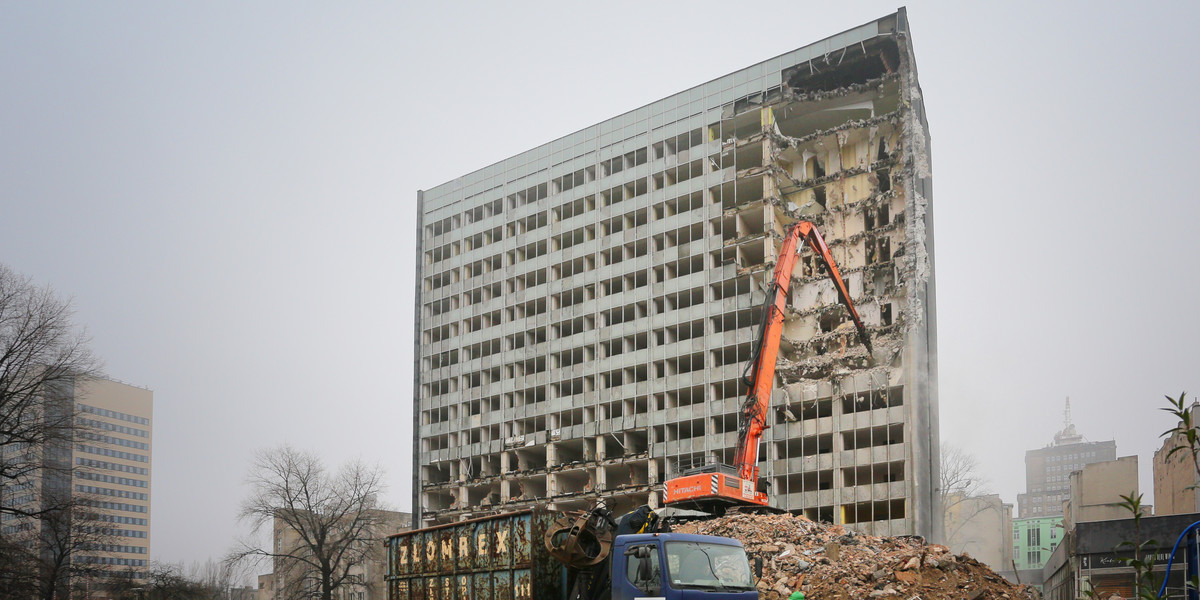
69;377;154;581
1016;399;1115;518
0;376;153;591
412;9;939;539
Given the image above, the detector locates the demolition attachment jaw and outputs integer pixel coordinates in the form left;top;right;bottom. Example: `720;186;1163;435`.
544;507;615;569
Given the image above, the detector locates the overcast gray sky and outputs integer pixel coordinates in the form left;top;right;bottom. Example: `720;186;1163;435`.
2;0;1197;568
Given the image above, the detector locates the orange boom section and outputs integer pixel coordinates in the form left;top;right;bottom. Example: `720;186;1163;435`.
663;221;871;512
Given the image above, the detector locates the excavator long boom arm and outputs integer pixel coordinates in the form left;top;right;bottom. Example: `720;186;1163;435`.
731;221;871;482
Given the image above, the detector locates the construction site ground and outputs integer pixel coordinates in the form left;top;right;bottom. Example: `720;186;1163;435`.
675;512;1040;600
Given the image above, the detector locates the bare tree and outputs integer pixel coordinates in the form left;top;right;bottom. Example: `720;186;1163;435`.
228;446;388;600
0;264;107;600
0;263;102;520
108;562;201;600
190;558;246;596
108;560;250;600
0;490;123;600
939;442;994;547
0;533;37;600
940;442;988;514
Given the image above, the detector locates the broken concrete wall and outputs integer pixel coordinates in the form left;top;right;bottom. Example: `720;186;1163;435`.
718;14;938;539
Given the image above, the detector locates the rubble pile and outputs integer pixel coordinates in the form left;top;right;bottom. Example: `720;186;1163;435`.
675;512;1039;600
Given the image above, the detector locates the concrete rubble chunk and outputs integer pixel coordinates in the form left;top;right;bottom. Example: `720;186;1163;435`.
674;512;1039;600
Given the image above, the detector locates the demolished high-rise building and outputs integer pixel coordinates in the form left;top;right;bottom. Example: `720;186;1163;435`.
412;9;939;539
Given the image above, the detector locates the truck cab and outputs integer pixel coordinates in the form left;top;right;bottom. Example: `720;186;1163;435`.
609;533;759;600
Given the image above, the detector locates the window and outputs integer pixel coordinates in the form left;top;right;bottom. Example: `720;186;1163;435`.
1027;550;1042;565
626;545;662;595
666;542;753;592
1027;528;1041;546
77;403;150;425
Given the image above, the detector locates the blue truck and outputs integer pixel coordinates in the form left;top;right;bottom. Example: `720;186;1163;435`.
385;507;759;600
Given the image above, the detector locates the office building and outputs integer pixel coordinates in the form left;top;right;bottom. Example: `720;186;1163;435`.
412;9;939;538
1016;399;1116;518
0;376;153;593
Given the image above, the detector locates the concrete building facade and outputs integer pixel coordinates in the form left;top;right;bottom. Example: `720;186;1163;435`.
257;510;411;600
1153;403;1200;516
1064;455;1141;529
1012;516;1064;572
1017;401;1116;518
943;493;1011;573
0;376;153;589
412;10;939;539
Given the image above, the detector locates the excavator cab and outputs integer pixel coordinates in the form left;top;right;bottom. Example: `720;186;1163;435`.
664;463;769;514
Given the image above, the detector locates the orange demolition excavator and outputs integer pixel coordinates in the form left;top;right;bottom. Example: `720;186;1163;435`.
663;221;872;513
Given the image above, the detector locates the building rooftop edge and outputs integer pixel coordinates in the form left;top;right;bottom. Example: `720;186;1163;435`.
83;374;154;393
1029;438;1116;453
419;8;908;198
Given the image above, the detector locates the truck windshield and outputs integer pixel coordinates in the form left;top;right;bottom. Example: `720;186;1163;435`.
665;541;754;591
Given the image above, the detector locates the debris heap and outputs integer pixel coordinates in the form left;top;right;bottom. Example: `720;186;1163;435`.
674;512;1040;600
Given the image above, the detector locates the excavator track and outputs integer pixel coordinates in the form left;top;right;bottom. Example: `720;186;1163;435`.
725;504;788;516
